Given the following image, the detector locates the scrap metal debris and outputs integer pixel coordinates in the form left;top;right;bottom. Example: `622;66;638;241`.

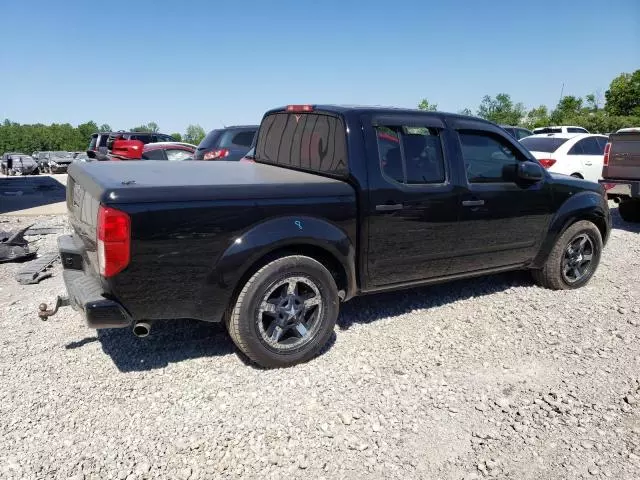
0;225;37;263
15;253;60;284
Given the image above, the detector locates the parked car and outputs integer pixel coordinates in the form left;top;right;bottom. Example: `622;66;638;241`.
500;125;533;140
1;152;26;175
39;151;74;173
520;133;609;182
73;153;91;162
599;128;640;222
87;131;177;160
533;126;589;134
50;105;611;368
109;140;197;161
194;125;258;161
3;154;39;175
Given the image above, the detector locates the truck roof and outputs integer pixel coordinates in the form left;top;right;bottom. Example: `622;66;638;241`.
265;104;495;125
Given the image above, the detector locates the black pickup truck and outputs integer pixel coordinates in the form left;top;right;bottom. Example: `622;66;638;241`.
47;105;611;367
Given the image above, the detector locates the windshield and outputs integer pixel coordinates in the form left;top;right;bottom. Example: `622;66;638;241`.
52;151;70;157
520;137;569;153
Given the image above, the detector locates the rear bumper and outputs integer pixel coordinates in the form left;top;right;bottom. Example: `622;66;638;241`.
59;235;131;329
599;179;640;199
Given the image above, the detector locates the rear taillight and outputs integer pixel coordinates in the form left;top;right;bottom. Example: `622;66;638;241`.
603;183;616;191
203;148;229;160
538;159;556;169
603;142;611;166
97;205;130;277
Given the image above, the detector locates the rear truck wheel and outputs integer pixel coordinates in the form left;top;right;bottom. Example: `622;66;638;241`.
618;198;640;223
532;220;602;290
227;255;339;368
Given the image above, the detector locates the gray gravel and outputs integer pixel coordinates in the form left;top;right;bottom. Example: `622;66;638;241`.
1;206;639;479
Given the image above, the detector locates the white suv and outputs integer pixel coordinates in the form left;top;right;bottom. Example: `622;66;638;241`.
533;126;589;134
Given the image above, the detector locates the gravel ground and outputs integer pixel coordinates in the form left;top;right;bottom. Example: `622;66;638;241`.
0;206;639;480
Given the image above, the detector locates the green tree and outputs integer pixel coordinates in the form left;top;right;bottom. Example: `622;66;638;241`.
184;124;206;144
523;105;551;129
476;93;525;125
130;122;159;132
458;108;473;116
170;132;183;141
99;124;112;132
147;122;159;133
605;70;640;116
550;95;583;124
417;99;438;111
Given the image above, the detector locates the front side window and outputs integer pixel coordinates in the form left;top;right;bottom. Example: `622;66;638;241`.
567;127;588;134
459;131;522;183
375;125;446;184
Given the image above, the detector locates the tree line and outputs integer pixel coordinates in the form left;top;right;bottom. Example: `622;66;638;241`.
0;120;207;154
1;70;638;154
418;70;640;133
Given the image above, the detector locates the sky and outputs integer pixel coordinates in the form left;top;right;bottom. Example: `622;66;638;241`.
1;0;638;135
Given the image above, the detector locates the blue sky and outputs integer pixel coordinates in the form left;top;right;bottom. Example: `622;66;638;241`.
1;0;638;135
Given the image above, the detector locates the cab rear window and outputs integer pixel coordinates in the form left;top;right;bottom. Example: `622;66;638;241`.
255;113;348;176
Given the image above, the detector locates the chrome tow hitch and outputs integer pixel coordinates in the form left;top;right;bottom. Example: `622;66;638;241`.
38;295;70;321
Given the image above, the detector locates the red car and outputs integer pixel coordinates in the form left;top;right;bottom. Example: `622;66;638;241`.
110;140;197;161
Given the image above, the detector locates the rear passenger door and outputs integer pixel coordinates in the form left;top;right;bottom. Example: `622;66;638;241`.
364;115;461;287
450;124;553;274
568;137;606;182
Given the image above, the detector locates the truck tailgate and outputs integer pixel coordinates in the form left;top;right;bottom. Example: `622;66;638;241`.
603;132;640;180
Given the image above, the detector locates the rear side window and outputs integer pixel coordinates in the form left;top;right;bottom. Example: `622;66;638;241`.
88;135;98;150
142;149;166;160
520;137;569;153
568;127;588;134
375;126;445;184
255;113;347;176
569;137;601;155
230;130;255;147
516;129;532;140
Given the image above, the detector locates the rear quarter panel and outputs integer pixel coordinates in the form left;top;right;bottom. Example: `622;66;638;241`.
106;193;357;322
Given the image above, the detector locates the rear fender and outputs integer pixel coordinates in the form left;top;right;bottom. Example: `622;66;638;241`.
211;215;357;305
532;191;610;268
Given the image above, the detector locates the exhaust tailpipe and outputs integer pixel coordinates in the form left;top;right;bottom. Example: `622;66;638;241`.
133;321;151;338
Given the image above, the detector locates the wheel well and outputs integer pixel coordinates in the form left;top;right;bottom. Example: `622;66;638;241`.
570;173;583;179
233;244;349;302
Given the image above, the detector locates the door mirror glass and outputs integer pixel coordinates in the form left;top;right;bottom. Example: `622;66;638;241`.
517;161;544;181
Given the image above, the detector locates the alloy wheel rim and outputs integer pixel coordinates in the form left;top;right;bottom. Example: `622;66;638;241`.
257;276;323;351
562;233;595;283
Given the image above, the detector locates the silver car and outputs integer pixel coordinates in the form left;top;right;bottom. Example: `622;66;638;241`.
6;155;39;176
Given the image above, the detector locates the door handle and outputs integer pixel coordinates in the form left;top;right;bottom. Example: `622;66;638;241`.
462;200;485;207
376;203;404;212
585;161;593;165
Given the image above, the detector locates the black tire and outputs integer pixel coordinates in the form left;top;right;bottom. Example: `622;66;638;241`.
618;199;640;223
227;255;339;368
532;220;602;290
33;168;39;175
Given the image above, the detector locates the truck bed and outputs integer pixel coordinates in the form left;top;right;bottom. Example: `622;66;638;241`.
68;161;353;204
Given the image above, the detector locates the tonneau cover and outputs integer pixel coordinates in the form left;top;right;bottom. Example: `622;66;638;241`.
68;161;353;204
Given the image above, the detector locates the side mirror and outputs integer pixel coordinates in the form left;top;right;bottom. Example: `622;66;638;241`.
517;161;544;181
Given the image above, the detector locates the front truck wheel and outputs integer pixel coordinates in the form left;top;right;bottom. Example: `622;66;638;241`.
618;198;640;223
532;220;603;290
227;255;339;368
